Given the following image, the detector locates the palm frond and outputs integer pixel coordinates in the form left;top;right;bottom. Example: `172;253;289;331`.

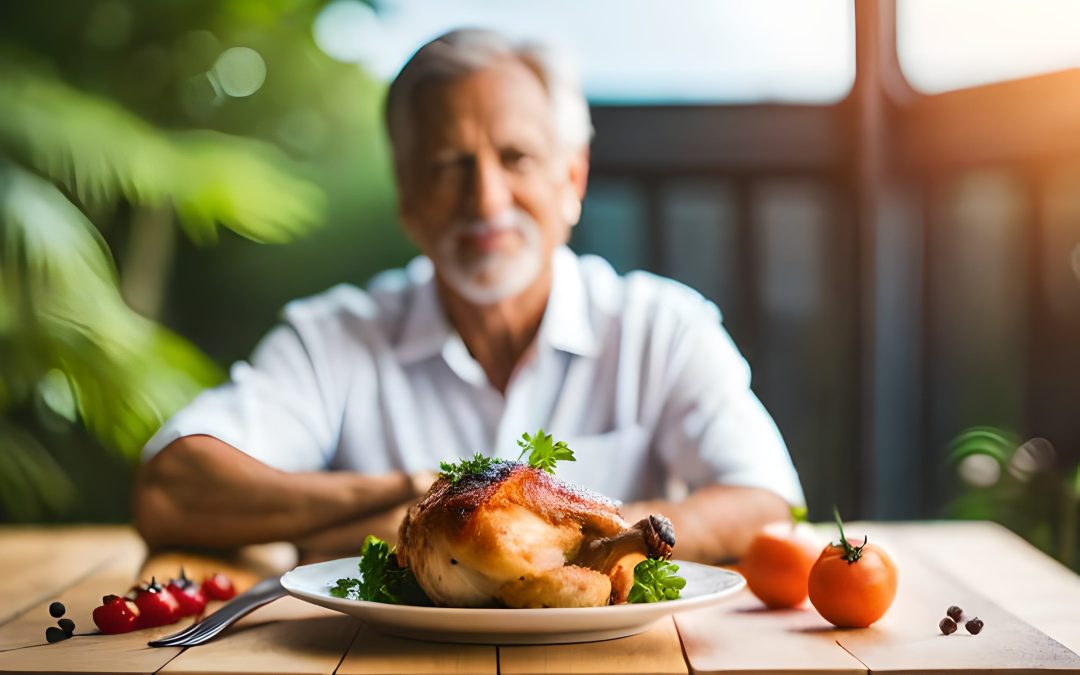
1;161;222;457
0;51;325;245
0;419;75;520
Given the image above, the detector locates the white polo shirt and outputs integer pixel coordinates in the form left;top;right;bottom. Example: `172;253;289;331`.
143;247;804;505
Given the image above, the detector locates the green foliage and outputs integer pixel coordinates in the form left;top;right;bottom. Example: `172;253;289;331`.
627;558;686;604
439;452;505;485
0;419;76;520
947;426;1080;570
330;535;418;604
1;162;223;456
516;428;575;475
0;56;323;245
0;6;332;520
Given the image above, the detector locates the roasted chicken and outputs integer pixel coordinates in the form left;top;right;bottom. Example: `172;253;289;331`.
396;461;675;608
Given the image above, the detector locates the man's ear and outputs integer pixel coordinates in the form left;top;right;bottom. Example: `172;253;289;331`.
567;146;590;200
559;147;590;230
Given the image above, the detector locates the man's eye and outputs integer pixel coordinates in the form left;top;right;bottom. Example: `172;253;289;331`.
431;156;472;177
502;150;531;170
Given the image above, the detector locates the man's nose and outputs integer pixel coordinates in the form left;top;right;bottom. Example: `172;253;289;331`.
469;155;513;220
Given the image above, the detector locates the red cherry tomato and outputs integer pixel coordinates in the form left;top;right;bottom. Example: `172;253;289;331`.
92;595;140;634
133;578;181;628
167;571;207;617
741;521;822;609
808;510;898;628
202;572;237;601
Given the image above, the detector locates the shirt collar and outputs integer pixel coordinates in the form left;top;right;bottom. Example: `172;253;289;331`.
538;246;599;358
393;246;599;367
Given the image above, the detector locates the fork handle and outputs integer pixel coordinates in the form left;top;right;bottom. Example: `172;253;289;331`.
148;576;286;647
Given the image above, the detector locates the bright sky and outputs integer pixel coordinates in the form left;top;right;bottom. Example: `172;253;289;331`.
313;0;856;104
898;0;1080;93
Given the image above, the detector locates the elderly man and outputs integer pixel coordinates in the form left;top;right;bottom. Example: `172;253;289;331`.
134;28;803;564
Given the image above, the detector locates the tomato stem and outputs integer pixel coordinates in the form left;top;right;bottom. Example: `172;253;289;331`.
833;506;867;564
790;505;808;525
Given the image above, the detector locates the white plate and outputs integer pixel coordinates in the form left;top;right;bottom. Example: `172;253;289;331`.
281;557;744;644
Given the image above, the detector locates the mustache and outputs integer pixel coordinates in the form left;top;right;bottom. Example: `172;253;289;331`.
453;209;536;237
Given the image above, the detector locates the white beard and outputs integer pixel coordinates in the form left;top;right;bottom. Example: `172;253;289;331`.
435;208;544;305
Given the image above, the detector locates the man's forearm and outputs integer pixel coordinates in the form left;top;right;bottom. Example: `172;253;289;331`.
133;435;417;549
620;485;790;563
293;502;414;564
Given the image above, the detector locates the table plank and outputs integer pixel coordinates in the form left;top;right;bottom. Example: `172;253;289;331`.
499;616;687;675
0;527;144;628
337;624;496;675
0;632;184;675
883;521;1080;655
832;528;1080;674
0;530;146;652
159;597;358;675
4;521;1079;674
0;532;198;674
675;589;866;675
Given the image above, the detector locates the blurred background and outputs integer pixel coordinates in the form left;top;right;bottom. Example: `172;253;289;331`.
1;0;1078;570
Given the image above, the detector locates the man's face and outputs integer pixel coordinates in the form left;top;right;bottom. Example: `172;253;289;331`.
398;59;585;305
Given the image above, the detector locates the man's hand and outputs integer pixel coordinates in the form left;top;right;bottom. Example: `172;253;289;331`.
294;503;412;564
619;485;790;564
293;471;438;564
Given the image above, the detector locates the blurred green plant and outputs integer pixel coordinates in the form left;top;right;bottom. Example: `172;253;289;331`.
948;426;1080;570
0;52;324;520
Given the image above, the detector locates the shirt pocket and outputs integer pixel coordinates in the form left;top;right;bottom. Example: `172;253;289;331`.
557;424;658;503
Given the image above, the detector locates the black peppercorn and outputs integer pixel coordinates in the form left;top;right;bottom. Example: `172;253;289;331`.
939;616;957;635
45;626;67;643
965;617;984;635
57;618;75;636
48;602;66;618
946;605;963;622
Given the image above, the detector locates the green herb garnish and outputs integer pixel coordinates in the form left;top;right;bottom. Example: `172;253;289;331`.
438;452;503;485
516;428;575;475
627;558;686;603
330;535;416;603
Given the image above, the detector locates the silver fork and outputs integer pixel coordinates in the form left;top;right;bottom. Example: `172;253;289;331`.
147;576;286;647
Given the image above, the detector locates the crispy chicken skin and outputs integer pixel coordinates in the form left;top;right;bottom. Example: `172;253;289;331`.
396;462;675;608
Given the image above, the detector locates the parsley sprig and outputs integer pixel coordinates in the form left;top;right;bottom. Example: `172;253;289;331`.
516;428;576;474
438;430;576;483
438;452;504;485
330;535;419;603
627;558;686;603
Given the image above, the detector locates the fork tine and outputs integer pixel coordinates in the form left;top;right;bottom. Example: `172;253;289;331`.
148;577;286;647
150;613;231;647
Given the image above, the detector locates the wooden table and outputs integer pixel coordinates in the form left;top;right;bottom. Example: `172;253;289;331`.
1;521;1079;674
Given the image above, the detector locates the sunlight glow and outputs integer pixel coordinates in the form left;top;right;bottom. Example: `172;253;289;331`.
212;47;266;98
899;0;1080;94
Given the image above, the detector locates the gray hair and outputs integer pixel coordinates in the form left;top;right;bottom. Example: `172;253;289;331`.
386;28;593;181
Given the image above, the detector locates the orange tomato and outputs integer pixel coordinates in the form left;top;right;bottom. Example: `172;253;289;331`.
740;521;821;609
808;512;898;628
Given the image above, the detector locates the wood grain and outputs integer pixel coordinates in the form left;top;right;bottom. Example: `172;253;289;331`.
883;521;1080;655
4;522;1080;675
337;624;496;675
833;526;1080;674
159;596;358;675
0;533;202;674
0;527;144;627
498;616;687;675
0;530;146;652
675;589;866;675
0;630;185;675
